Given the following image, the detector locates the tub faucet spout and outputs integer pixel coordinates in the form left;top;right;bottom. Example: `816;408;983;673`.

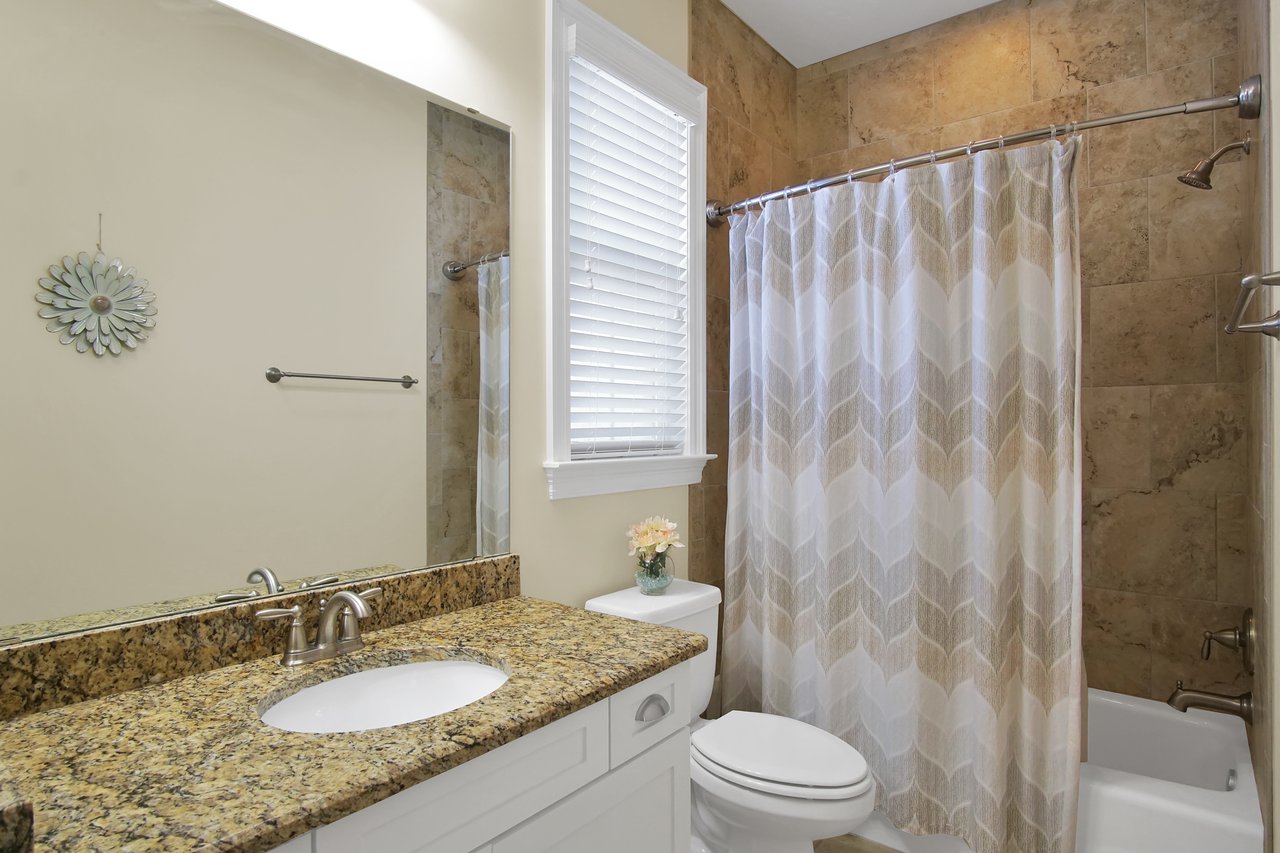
1166;680;1253;725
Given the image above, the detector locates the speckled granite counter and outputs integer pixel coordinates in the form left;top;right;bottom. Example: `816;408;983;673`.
0;597;706;852
0;760;32;853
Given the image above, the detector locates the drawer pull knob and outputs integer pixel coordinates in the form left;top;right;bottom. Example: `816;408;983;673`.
635;694;671;724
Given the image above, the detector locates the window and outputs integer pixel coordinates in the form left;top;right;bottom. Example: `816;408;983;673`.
545;0;709;500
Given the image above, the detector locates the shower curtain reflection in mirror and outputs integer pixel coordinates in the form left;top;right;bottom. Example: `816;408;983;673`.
722;140;1084;853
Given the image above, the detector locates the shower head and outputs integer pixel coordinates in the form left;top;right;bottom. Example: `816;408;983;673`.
1178;136;1251;189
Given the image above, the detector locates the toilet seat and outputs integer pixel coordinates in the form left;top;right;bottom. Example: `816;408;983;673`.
690;711;872;801
691;745;874;800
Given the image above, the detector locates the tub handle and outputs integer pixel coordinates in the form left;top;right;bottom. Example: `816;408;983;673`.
1201;626;1241;659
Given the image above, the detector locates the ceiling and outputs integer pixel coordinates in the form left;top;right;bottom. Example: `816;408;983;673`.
720;0;998;68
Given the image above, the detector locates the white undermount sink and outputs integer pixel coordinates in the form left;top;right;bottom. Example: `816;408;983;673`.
260;660;509;734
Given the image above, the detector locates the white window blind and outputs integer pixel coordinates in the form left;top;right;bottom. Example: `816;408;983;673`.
567;54;692;460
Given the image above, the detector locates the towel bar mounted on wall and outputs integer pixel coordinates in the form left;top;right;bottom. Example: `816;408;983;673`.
264;367;418;389
1224;271;1280;337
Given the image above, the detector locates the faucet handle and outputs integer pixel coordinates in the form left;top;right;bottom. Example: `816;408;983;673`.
357;587;383;603
1202;626;1242;659
255;605;308;666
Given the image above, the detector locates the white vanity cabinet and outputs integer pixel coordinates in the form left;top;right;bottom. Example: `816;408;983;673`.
288;661;689;853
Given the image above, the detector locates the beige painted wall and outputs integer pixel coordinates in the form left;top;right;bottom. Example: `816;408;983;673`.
215;0;693;607
0;0;432;626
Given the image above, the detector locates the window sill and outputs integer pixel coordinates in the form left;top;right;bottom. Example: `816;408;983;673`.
543;455;714;500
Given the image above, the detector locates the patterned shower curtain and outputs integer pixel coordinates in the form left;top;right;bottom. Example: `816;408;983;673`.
722;140;1083;853
476;256;510;554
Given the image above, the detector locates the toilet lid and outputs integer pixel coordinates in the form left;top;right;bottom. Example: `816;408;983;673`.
690;711;869;788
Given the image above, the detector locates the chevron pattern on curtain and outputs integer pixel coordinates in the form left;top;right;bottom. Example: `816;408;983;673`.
722;139;1083;853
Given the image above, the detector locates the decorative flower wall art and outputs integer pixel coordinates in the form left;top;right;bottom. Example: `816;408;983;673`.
36;252;157;356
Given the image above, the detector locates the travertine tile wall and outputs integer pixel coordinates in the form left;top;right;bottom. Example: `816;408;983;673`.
1238;0;1272;834
425;104;510;564
687;0;798;645
693;0;1270;830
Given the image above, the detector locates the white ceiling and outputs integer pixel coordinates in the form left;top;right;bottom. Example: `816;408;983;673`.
720;0;999;68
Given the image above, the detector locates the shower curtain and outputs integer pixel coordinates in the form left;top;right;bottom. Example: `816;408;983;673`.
476;256;510;554
722;140;1083;853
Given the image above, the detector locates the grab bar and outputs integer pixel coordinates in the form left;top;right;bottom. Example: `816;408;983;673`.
1224;271;1280;336
265;367;418;389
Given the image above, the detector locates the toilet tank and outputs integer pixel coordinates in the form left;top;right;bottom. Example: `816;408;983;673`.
585;579;721;723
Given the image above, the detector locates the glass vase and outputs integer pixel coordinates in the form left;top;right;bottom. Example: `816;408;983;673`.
634;551;674;595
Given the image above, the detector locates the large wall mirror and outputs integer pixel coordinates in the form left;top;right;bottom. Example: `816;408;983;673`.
0;0;510;641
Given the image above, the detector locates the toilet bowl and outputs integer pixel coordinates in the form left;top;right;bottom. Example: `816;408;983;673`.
586;580;875;853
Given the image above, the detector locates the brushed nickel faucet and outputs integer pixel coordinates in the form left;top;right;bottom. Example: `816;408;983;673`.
214;566;286;603
256;587;382;666
1166;681;1253;725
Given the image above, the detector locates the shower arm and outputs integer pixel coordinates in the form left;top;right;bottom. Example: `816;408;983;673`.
707;75;1263;225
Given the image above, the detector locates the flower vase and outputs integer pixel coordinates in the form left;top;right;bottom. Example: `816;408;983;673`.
635;552;674;595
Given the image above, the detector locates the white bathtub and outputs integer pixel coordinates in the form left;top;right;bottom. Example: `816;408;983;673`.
848;688;1263;853
1075;688;1263;853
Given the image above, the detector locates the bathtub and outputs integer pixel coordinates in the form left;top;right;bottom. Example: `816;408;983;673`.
848;688;1263;853
1076;688;1263;853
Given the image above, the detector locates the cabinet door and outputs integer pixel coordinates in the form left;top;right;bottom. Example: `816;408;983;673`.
270;832;313;853
314;701;608;853
492;728;690;853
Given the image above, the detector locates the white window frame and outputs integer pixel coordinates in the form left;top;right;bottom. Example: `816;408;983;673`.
544;0;710;501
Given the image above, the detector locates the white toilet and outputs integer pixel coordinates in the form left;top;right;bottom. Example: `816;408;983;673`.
586;579;875;853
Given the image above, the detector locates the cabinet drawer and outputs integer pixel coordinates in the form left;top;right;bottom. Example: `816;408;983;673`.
608;660;689;768
314;701;608;853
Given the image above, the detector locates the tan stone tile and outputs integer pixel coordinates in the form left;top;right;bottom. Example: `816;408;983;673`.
1082;586;1153;696
1149;159;1244;280
1078;177;1147;287
1084;488;1216;598
1216;274;1247;381
772;146;802;189
726;122;775;202
705;389;729;487
437;109;508;205
1029;0;1147;100
707;296;730;393
1145;0;1239;73
703;485;727;586
746;33;797;155
690;0;751;127
1081;286;1092;386
1089;277;1216;386
442;398;479;469
935;93;1087;151
1086;63;1214;185
797;71;849;160
847;47;934;146
933;4;1033;124
1150;383;1247;491
1151;597;1251;699
707;219;730;302
467;198;508;260
707;107;732;200
427;186;471;297
1212;53;1246;157
442;328;477;400
1217;494;1252;606
814;834;899;853
798;128;945;185
1083;386;1152;488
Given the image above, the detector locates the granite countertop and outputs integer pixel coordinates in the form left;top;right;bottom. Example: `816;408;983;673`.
0;596;706;852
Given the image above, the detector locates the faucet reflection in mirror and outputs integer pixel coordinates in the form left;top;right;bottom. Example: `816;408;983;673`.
0;0;511;642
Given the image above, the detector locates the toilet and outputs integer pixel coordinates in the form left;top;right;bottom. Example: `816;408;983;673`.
586;579;875;853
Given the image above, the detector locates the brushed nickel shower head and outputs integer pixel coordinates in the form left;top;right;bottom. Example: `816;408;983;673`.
1178;136;1251;189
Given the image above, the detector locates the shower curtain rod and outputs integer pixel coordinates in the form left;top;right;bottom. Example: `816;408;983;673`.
442;250;510;281
706;75;1263;227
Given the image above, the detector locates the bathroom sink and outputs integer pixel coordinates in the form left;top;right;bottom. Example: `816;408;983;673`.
260;660;509;733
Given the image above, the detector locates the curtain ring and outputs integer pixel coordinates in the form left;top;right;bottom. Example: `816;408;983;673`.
997;134;1005;150
1049;123;1057;141
807;179;817;195
928;150;938;165
846;170;856;184
966;141;976;157
888;158;897;179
